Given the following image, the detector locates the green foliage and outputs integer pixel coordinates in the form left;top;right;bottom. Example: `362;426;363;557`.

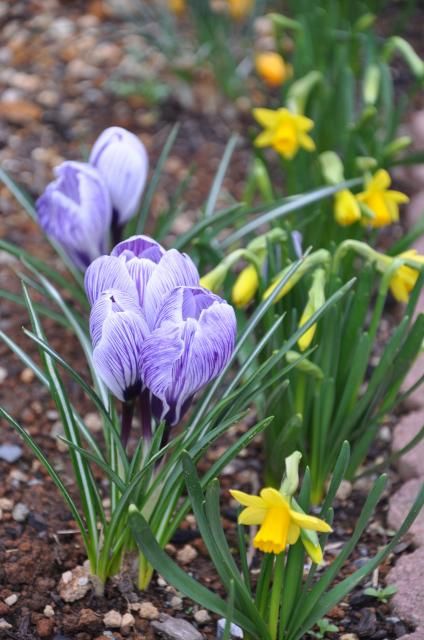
364;584;398;603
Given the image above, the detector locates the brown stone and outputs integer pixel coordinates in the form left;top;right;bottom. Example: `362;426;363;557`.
398;631;424;640
387;547;424;628
36;617;55;638
388;478;424;546
0;100;42;124
392;410;424;480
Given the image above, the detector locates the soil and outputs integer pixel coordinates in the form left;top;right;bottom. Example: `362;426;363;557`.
0;1;423;639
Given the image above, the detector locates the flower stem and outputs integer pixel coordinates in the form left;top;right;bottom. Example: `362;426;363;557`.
268;553;285;640
111;208;123;246
139;388;152;442
121;401;134;449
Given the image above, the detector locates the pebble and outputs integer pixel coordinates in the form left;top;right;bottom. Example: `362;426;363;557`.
12;502;29;522
216;619;244;639
58;565;91;602
169;595;183;610
0;498;13;511
121;612;135;631
335;480;353;501
176;544;198;565
37;89;60;108
132;601;159;620
20;367;35;383
340;635;359;640
0;619;12;630
36;618;55;638
0;366;7;383
43;604;55;617
84;412;103;433
103;610;122;628
194;609;211;624
0;444;23;463
152;615;203;640
4;594;18;606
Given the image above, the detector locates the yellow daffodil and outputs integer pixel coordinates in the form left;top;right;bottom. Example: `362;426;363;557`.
297;268;326;352
232;264;260;307
334;189;362;226
255;52;292;88
356;169;409;228
168;0;186;15
253;107;315;160
227;0;253;19
230;487;331;559
389;250;424;302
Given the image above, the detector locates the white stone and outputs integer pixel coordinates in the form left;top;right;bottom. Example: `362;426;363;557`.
194;609;211;624
43;605;55;618
4;594;17;606
103;610;122;628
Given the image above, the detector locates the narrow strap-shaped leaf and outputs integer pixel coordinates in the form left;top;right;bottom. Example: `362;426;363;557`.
204;135;238;218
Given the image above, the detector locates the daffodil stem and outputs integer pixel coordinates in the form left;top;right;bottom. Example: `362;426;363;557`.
268;553;285;640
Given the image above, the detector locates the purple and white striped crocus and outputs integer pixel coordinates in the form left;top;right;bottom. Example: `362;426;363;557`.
36;161;112;271
89;127;149;228
141;286;237;426
85;235;237;435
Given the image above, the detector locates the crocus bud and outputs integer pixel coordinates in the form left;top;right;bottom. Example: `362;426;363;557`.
140;286;236;426
36;161;112;271
90;289;149;402
297;268;326;352
232;264;260;308
89;127;149;226
255;52;292;88
334;190;362;226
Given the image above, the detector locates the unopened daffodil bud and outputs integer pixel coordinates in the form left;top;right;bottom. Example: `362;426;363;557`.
200;263;228;292
232;263;260;307
255;52;292;88
354;12;375;31
355;156;378;172
334;189;362;226
388;250;424;303
383;136;412;158
297;268;326;352
280;451;302;498
264;250;330;303
319;151;344;185
363;64;380;105
227;0;253;20
383;37;424;80
287;70;322;115
285;351;324;379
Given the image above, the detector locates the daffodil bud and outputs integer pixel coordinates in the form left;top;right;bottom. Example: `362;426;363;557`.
297;268;326;352
285;351;324;379
287;71;322;115
264;250;330;303
334;190;362;226
280;451;302;497
319;151;344;185
227;0;253;20
200;263;229;293
383;37;424;79
168;0;186;15
363;64;380;105
355;156;378;172
383;136;412;158
268;12;301;32
232;264;260;308
255;52;292;88
354;13;375;31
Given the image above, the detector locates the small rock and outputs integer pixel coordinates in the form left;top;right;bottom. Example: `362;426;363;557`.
169;595;183;610
387;546;424;628
103;610;122;628
0;498;13;510
152;615;203;640
194;609;210;624
336;480;352;501
20;367;35;383
43;605;55;618
84;412;103;433
0;619;12;630
397;630;424;640
4;594;17;606
340;635;359;640
36;617;55;638
176;544;198;565
79;608;99;628
0;444;22;463
133;601;159;620
0;366;7;383
58;565;91;603
121;612;135;631
12;502;29;522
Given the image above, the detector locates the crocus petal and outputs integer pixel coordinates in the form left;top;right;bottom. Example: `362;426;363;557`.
144;250;200;328
84;255;138;305
90;127;149;225
238;506;267;525
290;509;332;533
92;306;148;401
36;161;112;271
111;235;165;262
89;288;145;347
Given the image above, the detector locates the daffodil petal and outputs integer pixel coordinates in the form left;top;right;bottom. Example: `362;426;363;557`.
302;537;323;564
288;522;300;544
299;133;316;151
254;130;277;148
369;169;391;191
260;487;287;508
253;108;280;128
238;506;267;525
387;190;410;204
290;509;332;532
230;489;265;508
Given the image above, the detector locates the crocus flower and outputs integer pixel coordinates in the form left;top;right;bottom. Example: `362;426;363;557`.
85;235;200;328
232;264;260;308
140;286;236;426
89;289;149;402
230;487;331;561
253;107;315;159
356;169;409;228
334;189;362;226
389;250;424;302
36;161;112;270
89;127;149;227
255;52;292;88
